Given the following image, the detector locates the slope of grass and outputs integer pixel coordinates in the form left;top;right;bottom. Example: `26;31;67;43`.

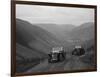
16;43;47;73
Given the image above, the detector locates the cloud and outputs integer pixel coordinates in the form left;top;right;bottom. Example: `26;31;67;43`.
16;4;94;25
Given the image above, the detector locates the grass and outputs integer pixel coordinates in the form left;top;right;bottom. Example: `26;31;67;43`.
16;58;45;73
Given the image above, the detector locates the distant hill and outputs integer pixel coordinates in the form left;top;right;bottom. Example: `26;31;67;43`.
63;22;95;52
68;22;94;41
36;24;75;41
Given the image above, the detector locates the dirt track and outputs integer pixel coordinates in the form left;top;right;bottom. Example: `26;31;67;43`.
26;54;94;73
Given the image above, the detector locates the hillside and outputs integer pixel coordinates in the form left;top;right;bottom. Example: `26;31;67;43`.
16;43;43;60
36;24;75;41
68;22;94;41
16;18;69;57
16;18;70;73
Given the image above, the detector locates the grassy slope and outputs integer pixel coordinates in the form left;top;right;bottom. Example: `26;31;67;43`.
69;22;94;41
16;43;41;73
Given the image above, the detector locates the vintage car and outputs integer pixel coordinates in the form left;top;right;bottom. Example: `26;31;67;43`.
48;47;66;63
72;45;85;56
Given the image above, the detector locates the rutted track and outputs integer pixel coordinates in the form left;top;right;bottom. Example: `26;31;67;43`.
26;53;95;73
27;59;68;73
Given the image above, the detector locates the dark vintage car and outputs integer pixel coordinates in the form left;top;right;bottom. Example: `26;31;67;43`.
48;47;66;63
72;46;85;56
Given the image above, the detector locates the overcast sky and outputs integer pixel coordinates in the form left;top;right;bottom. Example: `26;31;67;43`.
16;4;94;26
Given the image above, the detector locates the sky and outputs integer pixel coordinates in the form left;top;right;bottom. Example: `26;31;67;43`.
16;4;95;26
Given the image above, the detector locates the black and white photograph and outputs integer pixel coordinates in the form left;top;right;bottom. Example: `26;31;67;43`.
15;2;97;75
